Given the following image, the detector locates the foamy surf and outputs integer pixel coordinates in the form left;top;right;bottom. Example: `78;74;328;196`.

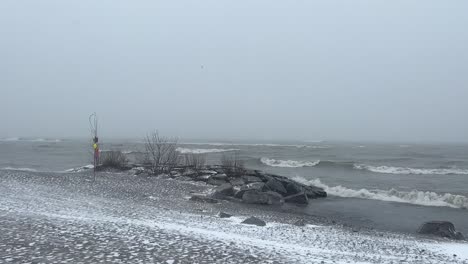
176;148;239;154
64;164;94;173
293;177;468;209
354;164;468;175
261;158;320;168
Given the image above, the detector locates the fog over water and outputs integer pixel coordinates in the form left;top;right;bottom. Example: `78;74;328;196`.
1;1;467;142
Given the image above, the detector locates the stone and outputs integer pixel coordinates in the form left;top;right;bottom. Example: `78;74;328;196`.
285;192;309;204
207;178;227;186
285;182;304;195
242;190;284;205
229;178;245;186
234;182;266;199
218;212;232;218
182;169;197;176
242;175;263;184
304;186;327;199
244;170;259;176
194;175;211;182
200;170;218;175
242;216;266;227
212;183;234;198
189;195;219;204
212;173;228;181
265;179;287;196
418;221;465;240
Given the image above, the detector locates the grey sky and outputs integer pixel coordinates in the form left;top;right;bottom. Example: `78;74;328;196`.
1;1;467;142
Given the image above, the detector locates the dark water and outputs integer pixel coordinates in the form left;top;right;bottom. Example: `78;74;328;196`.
1;137;468;235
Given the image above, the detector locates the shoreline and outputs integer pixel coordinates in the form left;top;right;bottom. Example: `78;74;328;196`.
1;169;468;263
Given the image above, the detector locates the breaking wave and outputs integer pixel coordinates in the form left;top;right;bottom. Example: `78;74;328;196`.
64;164;94;173
261;158;320;168
180;142;329;149
293;177;468;209
176;148;239;154
354;164;468;175
261;158;468;175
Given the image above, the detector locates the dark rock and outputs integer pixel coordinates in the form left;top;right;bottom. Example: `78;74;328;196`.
418;221;465;240
285;192;309;204
304;186;327;199
195;175;211;182
218;212;232;218
229;178;245;186
265;179;287;196
207;178;227;186
245;170;259;176
212;183;234;198
200;170;218;175
212;173;228;181
242;175;263;184
242;216;266;227
189;195;219;204
234;182;266;199
183;169;197;177
285;182;304;195
242;190;284;205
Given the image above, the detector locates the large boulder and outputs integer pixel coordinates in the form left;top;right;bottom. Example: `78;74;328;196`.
265;178;287;196
242;190;284;205
212;183;234;199
194;175;211;182
285;182;304;196
285;192;309;204
418;221;464;240
229;178;245;186
207;178;227;186
212;173;228;181
242;216;266;227
234;182;266;199
242;175;263;184
304;186;327;199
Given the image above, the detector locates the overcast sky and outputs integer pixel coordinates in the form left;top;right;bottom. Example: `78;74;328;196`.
1;1;467;142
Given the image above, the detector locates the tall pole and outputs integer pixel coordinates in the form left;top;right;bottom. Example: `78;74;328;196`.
89;113;99;181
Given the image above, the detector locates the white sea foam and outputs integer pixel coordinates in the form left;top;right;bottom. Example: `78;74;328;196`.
1;167;38;172
176;148;239;154
354;164;468;175
261;158;320;168
64;164;94;173
180;142;329;149
293;177;468;209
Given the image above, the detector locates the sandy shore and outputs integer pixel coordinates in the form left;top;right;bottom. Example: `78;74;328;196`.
1;170;467;263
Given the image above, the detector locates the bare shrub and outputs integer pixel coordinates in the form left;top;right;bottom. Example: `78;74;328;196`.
144;131;180;175
184;153;206;171
100;150;128;169
221;152;245;177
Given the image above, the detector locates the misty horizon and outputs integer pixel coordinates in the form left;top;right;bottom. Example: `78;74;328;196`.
2;1;467;142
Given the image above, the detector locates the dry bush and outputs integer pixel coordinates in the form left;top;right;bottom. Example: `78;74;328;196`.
221;152;245;177
144;131;180;175
100;150;128;169
184;153;206;170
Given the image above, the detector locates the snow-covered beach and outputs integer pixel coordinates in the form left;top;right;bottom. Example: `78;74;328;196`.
1;170;467;263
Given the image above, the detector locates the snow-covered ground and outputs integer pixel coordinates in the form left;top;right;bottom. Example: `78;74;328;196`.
1;170;467;263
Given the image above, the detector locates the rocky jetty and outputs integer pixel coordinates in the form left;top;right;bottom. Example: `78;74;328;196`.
127;165;327;206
